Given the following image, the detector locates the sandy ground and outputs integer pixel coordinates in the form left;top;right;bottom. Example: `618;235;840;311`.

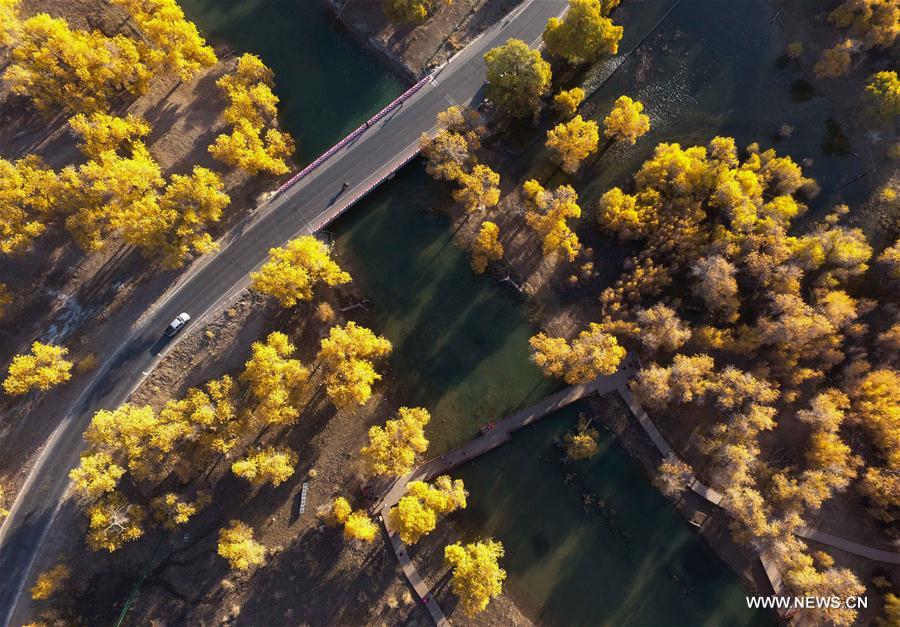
328;0;523;79
24;273;531;626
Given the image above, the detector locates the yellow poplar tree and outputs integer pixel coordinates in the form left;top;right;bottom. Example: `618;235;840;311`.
814;39;855;78
360;406;431;477
553;87;585;117
544;0;623;65
59;143;164;252
250;236;351;307
217;520;266;570
564;417;599;459
68;112;150;159
5;14;153;113
209;54;294;175
452;164;501;213
327;496;377;542
603;95;651;144
30;564;70;601
444;539;506;616
111;0;217;80
343;511;378;542
3;341;73;395
69;452;126;500
241;332;309;425
153;166;230;268
151;492;207;530
529;323;625;383
388;475;467;544
829;0;899;50
232;447;298;486
316;322;392;409
523;180;582;261
0;156;56;254
546;115;599;173
866;70;900;118
484;38;552;119
0;0;21;48
470;221;504;274
87;491;145;552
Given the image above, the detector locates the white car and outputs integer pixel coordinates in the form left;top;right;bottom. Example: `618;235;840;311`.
165;312;191;337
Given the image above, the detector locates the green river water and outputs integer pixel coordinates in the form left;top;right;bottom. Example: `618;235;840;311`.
170;0;869;623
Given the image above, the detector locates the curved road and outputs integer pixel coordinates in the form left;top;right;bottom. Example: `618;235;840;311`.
0;0;568;623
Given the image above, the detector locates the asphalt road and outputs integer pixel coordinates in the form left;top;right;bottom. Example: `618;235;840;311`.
0;0;567;623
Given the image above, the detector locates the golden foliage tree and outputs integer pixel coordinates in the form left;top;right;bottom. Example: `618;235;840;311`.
87;491;145;552
522;180;582;261
564;416;599;459
484;38;552;119
209;54;294;175
5;14;152;113
829;0;899;50
3;341;73;395
152;166;230;267
111;0;217;80
241;332;309;425
850;368;900;468
68;112;150;159
553;87;585;117
85;403;188;480
546;115;599;173
0;156;56;254
232;447;298;486
814;39;855;78
453;164;501;213
217;520;266;570
343;510;378;542
543;0;622;65
860;467;899;523
151;492;207;529
603;95;651;144
444;539;506;616
0;0;20;48
69;452;126;500
316;322;392;409
530;323;625;383
635;303;691;353
654;453;694;498
384;0;450;23
388;475;467;544
59;140;164;252
327;496;377;542
251;236;351;307
420;107;484;182
360;406;431;477
470;221;504;274
30;564;70;601
866;70;900;118
690;255;740;323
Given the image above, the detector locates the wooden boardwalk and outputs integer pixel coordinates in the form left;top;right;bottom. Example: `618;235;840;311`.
376;364;633;625
378;358;900;625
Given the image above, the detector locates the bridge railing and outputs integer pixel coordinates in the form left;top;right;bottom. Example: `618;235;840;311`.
275;74;434;196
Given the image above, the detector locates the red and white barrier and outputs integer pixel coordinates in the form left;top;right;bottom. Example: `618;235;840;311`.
275;74;434;196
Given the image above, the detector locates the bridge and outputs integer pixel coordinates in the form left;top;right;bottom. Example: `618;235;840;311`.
0;0;569;623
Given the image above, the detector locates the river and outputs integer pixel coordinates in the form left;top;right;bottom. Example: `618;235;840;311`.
174;0;819;624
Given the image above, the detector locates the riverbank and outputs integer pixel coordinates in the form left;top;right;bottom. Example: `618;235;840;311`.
326;0;523;79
